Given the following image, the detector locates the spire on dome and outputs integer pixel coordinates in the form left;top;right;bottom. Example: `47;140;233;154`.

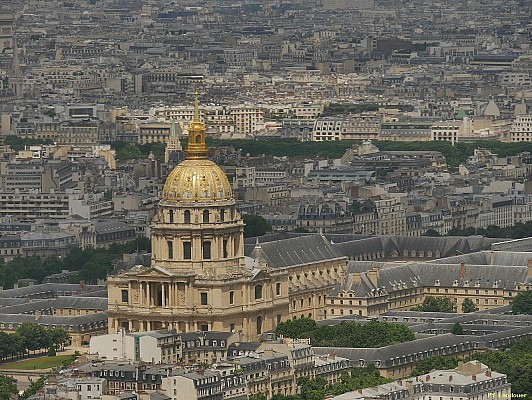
186;85;208;159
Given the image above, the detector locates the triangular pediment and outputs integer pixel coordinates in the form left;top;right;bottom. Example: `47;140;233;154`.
136;265;173;278
251;268;272;281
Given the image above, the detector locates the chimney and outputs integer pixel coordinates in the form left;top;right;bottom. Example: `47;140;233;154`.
485;370;492;377
425;375;430;381
405;380;414;393
357;389;363;394
459;263;465;280
527;259;532;278
367;268;379;287
352;272;361;284
472;374;476;381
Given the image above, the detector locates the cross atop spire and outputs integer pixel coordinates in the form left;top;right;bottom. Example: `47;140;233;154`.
194;83;200;122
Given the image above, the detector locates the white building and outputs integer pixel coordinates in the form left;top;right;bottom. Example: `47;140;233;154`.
331;361;510;400
89;330;136;361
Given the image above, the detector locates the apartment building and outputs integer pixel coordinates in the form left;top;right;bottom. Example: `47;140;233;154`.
511;115;532;142
0;190;70;220
431;120;461;144
229;106;264;135
138;122;171;144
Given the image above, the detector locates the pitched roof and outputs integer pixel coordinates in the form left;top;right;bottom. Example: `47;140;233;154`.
249;235;344;269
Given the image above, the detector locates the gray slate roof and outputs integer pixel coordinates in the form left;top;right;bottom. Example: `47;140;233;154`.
249;235;345;269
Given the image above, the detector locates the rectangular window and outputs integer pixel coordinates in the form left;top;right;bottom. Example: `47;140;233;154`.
183;242;192;259
201;292;208;305
203;241;211;259
223;240;228;258
167;241;173;259
121;290;128;303
229;291;234;305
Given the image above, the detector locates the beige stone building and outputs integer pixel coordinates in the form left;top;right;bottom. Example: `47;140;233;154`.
108;97;346;339
109;97;338;340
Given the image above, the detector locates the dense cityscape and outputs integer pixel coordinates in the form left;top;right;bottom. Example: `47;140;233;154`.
0;0;532;399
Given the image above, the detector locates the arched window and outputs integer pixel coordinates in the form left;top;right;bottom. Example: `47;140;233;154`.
169;210;174;224
255;285;263;300
256;316;262;335
184;210;191;224
203;210;209;223
196;135;201;143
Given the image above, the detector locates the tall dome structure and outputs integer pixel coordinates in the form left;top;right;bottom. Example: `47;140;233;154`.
107;91;289;338
152;90;245;272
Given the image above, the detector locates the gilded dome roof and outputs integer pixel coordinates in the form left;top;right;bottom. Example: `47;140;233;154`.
161;158;233;202
161;88;233;202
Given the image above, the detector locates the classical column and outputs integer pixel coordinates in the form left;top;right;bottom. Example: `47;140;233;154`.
146;282;151;307
128;320;133;332
128;282;132;305
184;283;188;307
147;321;151;331
162;282;166;308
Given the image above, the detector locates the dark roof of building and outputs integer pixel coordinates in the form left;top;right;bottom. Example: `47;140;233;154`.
333;235;498;259
313;334;473;368
249;235;344;268
0;283;106;298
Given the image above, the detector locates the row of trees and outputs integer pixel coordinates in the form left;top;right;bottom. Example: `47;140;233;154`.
0;237;150;289
410;291;532;315
110;141;165;161
0;323;69;362
447;221;532;240
410;296;478;313
274;318;415;348
411;339;532;394
8;135;532;169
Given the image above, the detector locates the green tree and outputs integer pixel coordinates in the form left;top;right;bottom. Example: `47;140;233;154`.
451;322;464;335
411;296;456;313
242;214;272;238
275;319;414;348
469;339;532;394
462;298;478;313
49;328;70;350
16;322;49;355
512;290;532;314
0;375;17;399
411;355;458;376
294;227;310;233
299;376;328;400
274;318;317;338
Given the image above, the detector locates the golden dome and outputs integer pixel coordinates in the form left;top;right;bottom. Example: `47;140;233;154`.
161;87;233;202
161;158;233;202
